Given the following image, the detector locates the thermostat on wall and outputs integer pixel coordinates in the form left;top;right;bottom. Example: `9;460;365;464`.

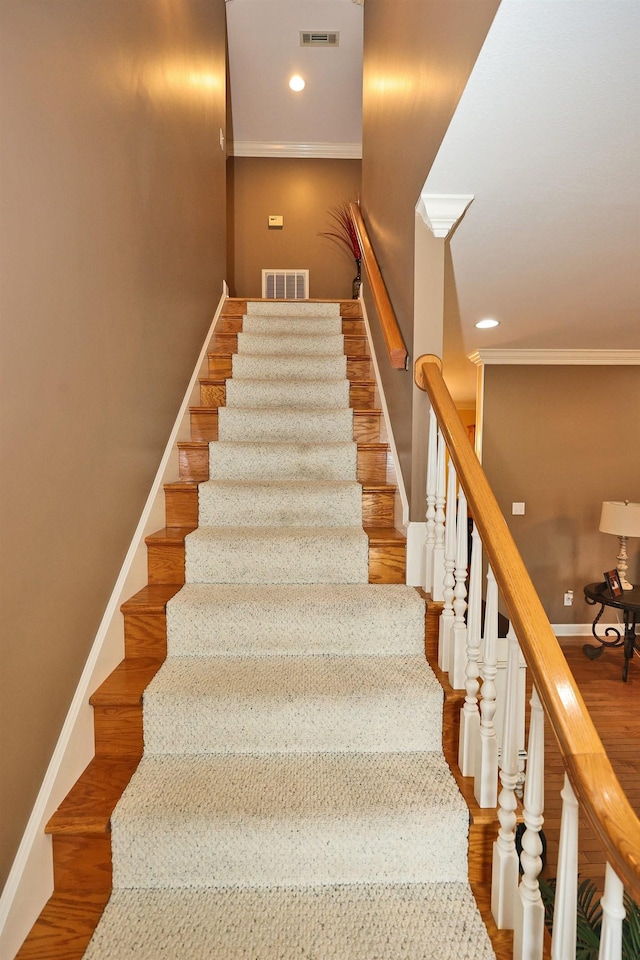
268;215;284;228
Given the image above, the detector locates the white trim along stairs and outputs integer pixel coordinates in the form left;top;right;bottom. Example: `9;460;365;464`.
15;299;497;959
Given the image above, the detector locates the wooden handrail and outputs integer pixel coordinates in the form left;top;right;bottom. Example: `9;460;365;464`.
415;352;640;902
349;202;408;370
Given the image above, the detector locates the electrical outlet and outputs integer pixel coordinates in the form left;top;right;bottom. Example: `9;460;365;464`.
512;502;525;515
564;591;574;606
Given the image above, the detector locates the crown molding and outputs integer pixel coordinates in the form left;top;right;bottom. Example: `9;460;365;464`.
416;192;474;238
230;140;362;160
468;348;640;366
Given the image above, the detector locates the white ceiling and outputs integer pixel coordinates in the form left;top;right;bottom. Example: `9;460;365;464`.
226;0;363;156
226;0;640;401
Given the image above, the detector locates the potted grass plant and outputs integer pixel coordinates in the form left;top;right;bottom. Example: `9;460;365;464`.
320;202;362;298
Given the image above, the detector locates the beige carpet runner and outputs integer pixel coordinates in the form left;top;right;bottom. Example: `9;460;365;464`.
83;300;495;959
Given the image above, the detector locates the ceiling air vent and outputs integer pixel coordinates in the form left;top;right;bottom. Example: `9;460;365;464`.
300;31;340;47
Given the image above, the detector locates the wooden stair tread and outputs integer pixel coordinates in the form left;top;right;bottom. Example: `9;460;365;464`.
46;757;139;835
120;584;182;614
145;526;193;544
15;890;110;960
90;658;163;706
189;407;381;422
364;526;406;544
166;479;393;493
164;480;200;492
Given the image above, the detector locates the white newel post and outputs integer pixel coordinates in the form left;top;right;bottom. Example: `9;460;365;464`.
438;461;457;672
459;524;482;776
432;426;446;602
598;864;625;960
448;484;468;690
551;773;578;960
491;625;521;929
475;565;498;808
514;686;545;960
424;408;437;593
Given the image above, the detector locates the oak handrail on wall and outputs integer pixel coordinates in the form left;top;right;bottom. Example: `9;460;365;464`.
414;351;640;904
349;202;408;371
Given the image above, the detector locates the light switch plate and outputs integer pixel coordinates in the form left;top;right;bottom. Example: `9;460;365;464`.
512;502;525;515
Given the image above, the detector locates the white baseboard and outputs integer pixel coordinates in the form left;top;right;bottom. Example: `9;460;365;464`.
0;287;228;959
552;623;605;637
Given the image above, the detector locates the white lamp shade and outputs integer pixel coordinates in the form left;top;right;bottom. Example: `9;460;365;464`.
599;500;640;538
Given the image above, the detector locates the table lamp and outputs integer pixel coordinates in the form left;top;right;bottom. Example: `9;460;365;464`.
599;500;640;590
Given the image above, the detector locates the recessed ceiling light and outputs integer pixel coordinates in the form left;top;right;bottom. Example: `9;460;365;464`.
289;75;305;92
475;318;500;329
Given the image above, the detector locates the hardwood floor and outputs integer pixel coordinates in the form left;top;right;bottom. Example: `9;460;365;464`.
543;636;640;896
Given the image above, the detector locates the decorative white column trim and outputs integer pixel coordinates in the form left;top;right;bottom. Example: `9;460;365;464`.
416;193;474;238
230;140;363;160
469;348;640;366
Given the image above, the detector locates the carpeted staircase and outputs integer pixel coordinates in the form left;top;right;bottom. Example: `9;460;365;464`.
82;301;496;959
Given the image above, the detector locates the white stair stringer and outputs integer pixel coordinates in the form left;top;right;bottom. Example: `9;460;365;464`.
83;300;496;960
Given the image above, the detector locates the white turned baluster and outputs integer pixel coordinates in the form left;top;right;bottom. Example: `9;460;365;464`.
514;686;545;960
598;864;625;960
448;484;468;690
474;565;499;808
424;407;438;593
551;774;578;960
438;461;457;671
431;426;446;602
459;524;482;776
491;625;521;929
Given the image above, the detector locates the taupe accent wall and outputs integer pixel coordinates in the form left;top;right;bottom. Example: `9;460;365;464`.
361;0;500;515
0;0;227;889
482;365;640;624
228;157;362;300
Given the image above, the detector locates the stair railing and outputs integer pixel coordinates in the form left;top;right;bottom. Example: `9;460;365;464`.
349;201;408;370
415;353;640;960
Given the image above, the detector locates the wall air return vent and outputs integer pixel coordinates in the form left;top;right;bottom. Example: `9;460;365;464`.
300;31;339;47
262;270;309;300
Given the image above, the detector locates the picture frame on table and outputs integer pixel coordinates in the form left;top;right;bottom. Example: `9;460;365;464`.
604;569;623;598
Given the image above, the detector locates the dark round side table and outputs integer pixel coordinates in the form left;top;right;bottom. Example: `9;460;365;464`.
583;581;640;682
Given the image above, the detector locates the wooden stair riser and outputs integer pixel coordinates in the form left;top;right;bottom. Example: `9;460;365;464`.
190;407;383;443
50;834;112;894
164;482;396;529
178;440;391;485
146;529;405;585
91;704;144;759
198;379;376;410
123;612;167;659
208;355;373;380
